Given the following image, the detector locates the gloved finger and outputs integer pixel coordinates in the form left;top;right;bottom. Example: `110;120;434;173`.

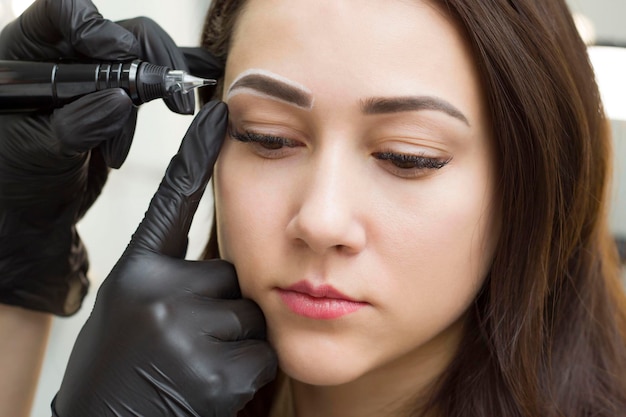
159;258;242;299
0;114;90;208
51;89;137;168
128;100;227;257
0;0;139;61
186;297;268;341
116;17;195;115
230;341;278;388
98;106;138;169
203;340;278;402
76;147;109;218
181;47;225;80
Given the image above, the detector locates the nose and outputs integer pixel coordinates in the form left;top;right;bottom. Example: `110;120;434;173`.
285;149;367;255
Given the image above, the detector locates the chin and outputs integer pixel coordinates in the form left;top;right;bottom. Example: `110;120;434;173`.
279;357;365;386
271;332;370;386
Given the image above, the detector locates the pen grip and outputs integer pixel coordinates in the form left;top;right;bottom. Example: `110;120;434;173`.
135;61;169;104
0;60;168;112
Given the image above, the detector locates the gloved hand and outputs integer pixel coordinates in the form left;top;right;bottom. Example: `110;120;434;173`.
0;0;222;315
52;101;277;416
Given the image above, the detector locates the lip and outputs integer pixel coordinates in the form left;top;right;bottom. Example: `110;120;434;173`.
276;281;368;320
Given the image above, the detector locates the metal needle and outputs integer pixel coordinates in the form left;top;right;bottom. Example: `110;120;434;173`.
165;70;217;94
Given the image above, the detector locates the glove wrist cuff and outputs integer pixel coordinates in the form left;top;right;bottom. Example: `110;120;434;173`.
51;394;61;417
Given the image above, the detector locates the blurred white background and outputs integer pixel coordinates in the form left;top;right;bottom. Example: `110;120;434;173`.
569;0;626;244
0;0;625;415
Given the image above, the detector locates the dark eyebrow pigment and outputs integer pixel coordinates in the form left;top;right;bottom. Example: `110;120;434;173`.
228;74;313;108
228;73;469;126
361;96;470;126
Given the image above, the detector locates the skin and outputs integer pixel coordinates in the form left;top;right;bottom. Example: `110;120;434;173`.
0;304;51;417
214;0;500;415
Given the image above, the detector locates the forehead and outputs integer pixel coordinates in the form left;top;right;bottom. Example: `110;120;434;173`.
225;0;484;124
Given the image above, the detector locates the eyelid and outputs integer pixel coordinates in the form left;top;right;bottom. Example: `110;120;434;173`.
367;115;468;152
226;97;311;134
228;128;304;159
373;150;452;179
228;122;453;177
229;112;309;139
374;151;451;169
229;127;301;144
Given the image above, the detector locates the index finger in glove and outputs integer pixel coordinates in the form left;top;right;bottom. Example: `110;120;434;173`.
128;100;227;257
0;0;139;60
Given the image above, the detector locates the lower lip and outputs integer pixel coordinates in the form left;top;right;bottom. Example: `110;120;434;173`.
277;290;367;319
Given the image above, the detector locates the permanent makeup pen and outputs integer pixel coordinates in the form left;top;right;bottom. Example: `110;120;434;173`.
0;59;216;113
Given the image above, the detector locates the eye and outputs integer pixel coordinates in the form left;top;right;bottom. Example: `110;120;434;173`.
373;151;451;179
229;129;303;158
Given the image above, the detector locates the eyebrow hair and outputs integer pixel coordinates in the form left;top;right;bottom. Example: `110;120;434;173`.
360;96;470;126
227;71;313;109
227;71;469;125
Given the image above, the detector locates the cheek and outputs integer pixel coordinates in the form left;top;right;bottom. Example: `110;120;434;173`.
374;158;498;316
213;143;287;294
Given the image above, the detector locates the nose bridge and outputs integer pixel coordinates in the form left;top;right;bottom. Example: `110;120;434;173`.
288;141;365;253
309;144;350;212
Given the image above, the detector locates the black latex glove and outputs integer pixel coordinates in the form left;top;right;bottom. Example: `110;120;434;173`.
52;101;277;416
0;0;220;316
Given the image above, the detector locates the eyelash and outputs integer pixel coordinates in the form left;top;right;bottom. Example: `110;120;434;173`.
229;129;301;157
229;129;451;177
373;151;451;170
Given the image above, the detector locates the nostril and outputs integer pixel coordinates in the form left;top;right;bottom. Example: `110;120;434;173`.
334;243;363;256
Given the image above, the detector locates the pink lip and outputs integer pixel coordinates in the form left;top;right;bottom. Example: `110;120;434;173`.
276;281;368;320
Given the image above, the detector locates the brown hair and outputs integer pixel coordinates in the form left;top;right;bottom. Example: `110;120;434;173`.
199;0;626;416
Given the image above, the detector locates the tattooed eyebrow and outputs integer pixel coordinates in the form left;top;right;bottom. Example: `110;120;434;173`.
227;70;313;109
361;95;470;126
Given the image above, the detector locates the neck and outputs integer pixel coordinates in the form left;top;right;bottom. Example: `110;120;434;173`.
289;318;464;417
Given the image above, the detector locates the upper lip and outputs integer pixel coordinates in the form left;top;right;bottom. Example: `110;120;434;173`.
281;280;362;302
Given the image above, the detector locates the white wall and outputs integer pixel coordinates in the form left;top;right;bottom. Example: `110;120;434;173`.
565;1;626;239
567;0;626;44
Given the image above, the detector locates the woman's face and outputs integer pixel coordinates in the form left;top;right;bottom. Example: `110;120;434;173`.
214;0;499;387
